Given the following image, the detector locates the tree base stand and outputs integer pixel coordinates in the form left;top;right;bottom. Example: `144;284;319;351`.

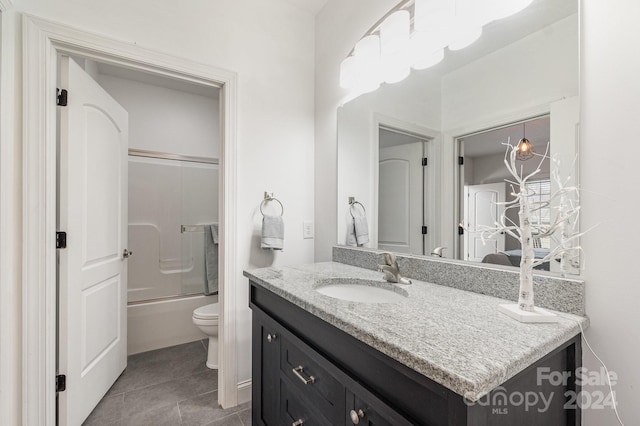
499;304;559;323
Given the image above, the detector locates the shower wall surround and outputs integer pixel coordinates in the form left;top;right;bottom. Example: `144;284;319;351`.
128;157;219;302
333;246;585;315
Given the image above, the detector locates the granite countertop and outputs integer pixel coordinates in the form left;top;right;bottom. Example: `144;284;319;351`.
244;262;589;402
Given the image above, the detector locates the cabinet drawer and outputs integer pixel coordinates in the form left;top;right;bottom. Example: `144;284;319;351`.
347;389;414;426
280;336;345;425
280;379;334;426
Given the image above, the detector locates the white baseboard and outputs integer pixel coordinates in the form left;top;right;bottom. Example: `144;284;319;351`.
237;379;252;405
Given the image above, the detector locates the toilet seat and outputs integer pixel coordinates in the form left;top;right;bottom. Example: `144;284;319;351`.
193;303;219;320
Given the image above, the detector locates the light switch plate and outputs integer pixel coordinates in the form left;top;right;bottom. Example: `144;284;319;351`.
302;221;314;239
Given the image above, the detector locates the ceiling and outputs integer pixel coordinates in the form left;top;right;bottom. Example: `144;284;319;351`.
284;0;329;15
461;116;550;157
95;62;220;99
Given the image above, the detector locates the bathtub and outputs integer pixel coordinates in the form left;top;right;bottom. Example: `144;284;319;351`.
127;294;217;355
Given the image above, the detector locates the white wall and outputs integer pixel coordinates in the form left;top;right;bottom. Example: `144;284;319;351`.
441;14;579;131
314;0;399;261
336;72;441;245
317;1;640;424
97;73;220;158
0;3;22;426
580;0;640;424
3;0;315;420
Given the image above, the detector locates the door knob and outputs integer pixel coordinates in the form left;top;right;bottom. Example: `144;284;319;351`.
122;249;133;259
350;409;364;424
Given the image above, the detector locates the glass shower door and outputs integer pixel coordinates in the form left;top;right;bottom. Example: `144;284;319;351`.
127;154;218;303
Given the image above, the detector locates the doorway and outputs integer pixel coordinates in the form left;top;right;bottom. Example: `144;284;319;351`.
377;127;429;255
457;115;551;263
56;55;225;424
22;16;239;425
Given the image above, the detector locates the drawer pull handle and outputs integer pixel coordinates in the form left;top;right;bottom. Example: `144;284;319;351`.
350;409;365;424
292;420;304;426
267;333;277;343
292;365;315;385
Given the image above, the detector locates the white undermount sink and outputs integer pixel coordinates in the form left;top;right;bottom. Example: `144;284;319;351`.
314;278;408;303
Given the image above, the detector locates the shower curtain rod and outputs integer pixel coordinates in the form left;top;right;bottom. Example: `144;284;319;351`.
129;149;219;165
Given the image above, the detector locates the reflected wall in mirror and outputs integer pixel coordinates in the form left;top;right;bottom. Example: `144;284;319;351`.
337;0;580;274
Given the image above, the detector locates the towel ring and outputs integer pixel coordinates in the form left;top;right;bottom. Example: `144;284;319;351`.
260;197;284;217
349;201;366;218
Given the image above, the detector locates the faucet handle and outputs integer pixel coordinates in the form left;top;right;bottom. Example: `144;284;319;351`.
381;252;397;265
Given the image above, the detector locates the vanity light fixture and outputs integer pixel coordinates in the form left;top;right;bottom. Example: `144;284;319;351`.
339;0;536;95
516;123;535;161
380;10;412;83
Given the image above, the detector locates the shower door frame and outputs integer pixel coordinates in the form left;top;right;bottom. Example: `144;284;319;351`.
21;15;240;424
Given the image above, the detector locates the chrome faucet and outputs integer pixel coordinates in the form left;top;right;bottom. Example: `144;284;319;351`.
378;252;412;285
430;246;446;257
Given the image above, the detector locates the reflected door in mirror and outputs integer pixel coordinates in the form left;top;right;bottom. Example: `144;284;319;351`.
464;183;505;261
378;141;424;254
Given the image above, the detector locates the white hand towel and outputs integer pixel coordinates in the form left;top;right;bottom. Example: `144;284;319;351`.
204;224;219;295
345;219;358;246
210;223;219;245
261;214;284;250
354;216;369;245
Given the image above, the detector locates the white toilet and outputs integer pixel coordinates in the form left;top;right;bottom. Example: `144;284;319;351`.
192;303;219;369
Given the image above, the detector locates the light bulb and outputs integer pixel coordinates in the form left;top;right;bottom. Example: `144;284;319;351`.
354;35;382;94
380;10;411;84
380;11;409;55
448;0;483;51
412;47;444;70
414;0;455;32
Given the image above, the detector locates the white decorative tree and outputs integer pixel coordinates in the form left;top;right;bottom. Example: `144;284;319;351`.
480;142;583;322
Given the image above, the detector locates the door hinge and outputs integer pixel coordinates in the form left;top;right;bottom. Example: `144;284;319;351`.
458;156;464;165
57;88;68;106
56;231;67;249
56;375;66;392
422;226;428;235
422;157;428;166
458;225;465;235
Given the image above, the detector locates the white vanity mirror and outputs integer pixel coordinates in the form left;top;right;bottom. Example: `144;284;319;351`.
336;0;580;274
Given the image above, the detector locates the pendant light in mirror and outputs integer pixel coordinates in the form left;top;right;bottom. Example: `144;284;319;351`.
516;123;535;161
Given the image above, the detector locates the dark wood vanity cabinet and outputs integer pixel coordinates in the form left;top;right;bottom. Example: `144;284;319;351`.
250;281;582;426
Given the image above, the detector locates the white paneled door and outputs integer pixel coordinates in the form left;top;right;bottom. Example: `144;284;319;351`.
378;141;424;254
464;183;506;262
58;56;129;426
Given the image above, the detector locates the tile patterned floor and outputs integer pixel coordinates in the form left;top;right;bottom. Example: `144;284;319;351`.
83;340;251;426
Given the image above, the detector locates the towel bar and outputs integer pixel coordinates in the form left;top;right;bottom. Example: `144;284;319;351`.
181;224;218;233
348;198;366;218
260;192;284;216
